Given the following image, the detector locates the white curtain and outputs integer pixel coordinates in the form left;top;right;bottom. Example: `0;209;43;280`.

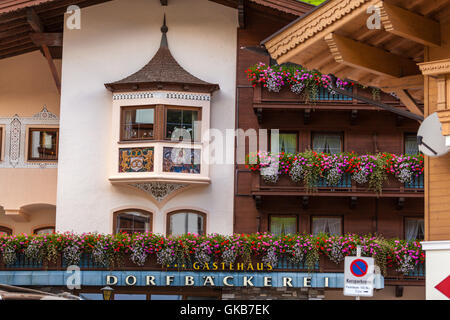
405;219;424;240
313;134;341;154
313;217;342;235
271;217;296;235
32;131;41;158
43;132;53;149
312;134;327;153
171;213;203;235
405;135;419;154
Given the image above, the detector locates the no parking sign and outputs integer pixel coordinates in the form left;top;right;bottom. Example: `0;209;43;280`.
344;256;375;297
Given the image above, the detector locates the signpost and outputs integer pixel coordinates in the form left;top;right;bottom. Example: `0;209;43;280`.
344;246;375;299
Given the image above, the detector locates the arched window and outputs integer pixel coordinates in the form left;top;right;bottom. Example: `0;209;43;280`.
33;226;55;235
114;210;152;234
0;226;12;236
167;211;206;236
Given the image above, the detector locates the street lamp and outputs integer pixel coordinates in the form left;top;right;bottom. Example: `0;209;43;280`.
101;286;114;301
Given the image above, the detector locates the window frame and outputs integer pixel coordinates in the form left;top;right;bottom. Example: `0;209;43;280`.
164;106;202;142
0;127;3;160
268;131;299;154
166;210;207;236
311;132;344;154
113;209;153;235
33;226;55;235
269;214;298;234
310;215;344;235
0;225;12;236
404;132;419;155
403;216;425;241
120;105;157;142
27;127;59;161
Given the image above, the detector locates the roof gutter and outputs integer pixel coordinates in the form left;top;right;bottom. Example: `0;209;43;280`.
329;76;424;122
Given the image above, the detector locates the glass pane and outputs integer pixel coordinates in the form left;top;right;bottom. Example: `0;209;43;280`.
114;294;147;300
150;295;182;300
170;213;204;236
122;107;154;140
405;134;419;154
272;133;297;154
312;217;342;235
30;130;58;160
79;293;103;300
117;211;150;234
270;216;297;235
166;109;199;141
35;227;55;235
405;218;424;240
313;134;342;154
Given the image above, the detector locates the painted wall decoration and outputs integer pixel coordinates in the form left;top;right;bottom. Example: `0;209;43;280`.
163;147;201;174
119;147;154;172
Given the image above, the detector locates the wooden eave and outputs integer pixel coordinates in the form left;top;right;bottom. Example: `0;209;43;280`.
262;0;450;118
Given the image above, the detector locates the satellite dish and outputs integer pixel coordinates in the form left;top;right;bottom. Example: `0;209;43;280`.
417;112;450;157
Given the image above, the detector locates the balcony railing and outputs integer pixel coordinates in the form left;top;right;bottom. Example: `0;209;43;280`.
317;87;353;101
405;175;424;189
316;173;352;188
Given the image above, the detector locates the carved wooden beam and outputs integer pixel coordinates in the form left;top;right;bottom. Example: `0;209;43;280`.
324;33;420;78
377;1;441;47
26;8;60;94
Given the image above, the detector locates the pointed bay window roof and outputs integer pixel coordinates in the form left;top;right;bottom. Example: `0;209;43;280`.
105;17;219;93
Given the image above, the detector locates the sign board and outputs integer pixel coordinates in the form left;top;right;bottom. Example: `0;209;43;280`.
344;256;375;297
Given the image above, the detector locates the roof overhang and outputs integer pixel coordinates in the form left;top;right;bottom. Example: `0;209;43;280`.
262;0;450;119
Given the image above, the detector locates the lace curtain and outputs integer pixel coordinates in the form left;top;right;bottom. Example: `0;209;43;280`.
272;133;297;154
271;217;297;235
405;218;424;240
405;134;419;154
313;134;341;154
312;217;342;235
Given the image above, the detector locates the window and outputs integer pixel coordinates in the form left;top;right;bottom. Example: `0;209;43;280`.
115;294;147;300
28;128;59;161
0;226;12;236
271;132;298;154
168;211;205;236
166;107;200;141
114;210;152;234
312;217;342;235
405;133;419;154
150;295;182;300
405;218;424;241
33;226;55;235
270;216;297;235
312;133;342;154
121;106;155;140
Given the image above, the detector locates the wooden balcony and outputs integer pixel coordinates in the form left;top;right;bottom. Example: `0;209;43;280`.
252;85;405;115
251;173;424;198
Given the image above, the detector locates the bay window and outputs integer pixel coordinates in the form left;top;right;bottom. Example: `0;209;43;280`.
121;106;155;140
166;107;200;141
28;128;59;161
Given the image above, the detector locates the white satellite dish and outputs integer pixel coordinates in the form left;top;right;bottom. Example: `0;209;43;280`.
417;112;450;157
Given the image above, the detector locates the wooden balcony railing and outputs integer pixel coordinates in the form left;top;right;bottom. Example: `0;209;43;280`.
251;173;424;197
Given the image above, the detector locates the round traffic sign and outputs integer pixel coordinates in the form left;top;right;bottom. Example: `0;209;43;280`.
350;259;368;277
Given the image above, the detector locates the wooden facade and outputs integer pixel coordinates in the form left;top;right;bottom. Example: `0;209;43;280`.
233;4;423;238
